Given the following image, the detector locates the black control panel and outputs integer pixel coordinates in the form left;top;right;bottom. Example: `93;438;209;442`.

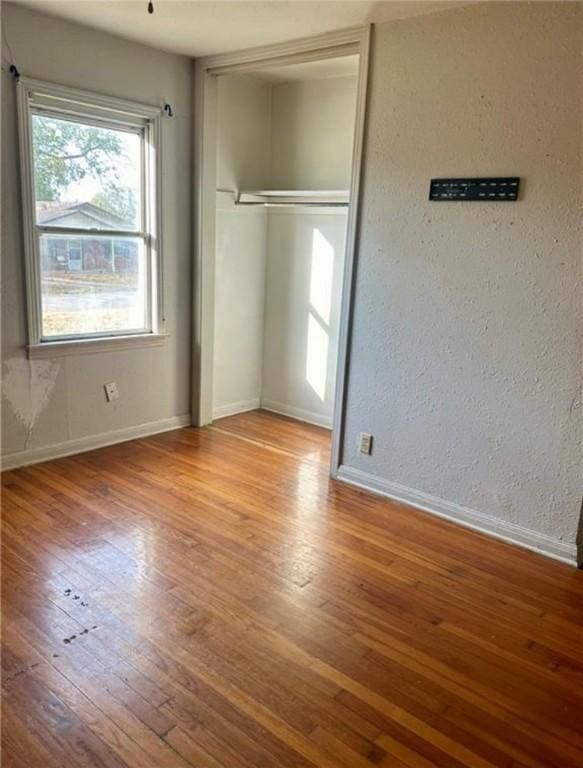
429;177;520;201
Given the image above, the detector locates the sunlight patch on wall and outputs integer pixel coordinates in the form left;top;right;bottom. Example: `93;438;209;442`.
309;228;334;325
306;314;328;401
306;228;336;402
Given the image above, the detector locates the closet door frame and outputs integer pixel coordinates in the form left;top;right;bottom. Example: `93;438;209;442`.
192;25;371;478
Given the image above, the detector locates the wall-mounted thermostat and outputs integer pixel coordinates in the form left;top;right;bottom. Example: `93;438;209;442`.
429;177;520;201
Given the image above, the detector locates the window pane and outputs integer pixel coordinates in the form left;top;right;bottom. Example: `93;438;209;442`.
39;234;148;338
32;113;141;231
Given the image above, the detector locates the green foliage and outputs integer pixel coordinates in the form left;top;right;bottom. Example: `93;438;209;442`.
33;115;124;202
33;116;137;226
91;186;137;229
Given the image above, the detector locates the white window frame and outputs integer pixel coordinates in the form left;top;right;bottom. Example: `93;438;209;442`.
17;77;167;358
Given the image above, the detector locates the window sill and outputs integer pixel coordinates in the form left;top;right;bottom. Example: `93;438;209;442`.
27;333;169;359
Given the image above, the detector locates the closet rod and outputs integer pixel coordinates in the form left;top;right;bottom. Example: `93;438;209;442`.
216;188;350;207
236;202;348;207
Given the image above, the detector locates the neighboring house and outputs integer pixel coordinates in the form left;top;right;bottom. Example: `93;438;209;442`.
37;201;138;273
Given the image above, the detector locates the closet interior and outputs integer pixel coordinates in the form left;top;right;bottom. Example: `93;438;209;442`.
212;54;359;434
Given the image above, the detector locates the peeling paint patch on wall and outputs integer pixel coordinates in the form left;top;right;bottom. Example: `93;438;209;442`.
2;358;60;448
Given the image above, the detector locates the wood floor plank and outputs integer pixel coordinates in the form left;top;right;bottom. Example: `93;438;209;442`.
2;409;583;767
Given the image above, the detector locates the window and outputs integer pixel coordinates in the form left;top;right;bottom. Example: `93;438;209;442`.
17;78;165;353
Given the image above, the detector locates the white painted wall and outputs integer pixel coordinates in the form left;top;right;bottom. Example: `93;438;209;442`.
213;73;357;426
261;76;356;426
340;2;582;561
1;2;193;466
213;198;267;418
270;76;358;189
213;75;271;419
262;210;347;427
216;74;272;192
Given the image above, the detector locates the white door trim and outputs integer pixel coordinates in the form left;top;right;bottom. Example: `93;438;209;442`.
191;25;371;479
329;26;370;477
201;26;366;73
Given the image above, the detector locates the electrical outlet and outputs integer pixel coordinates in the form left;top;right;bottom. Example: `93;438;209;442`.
358;432;373;455
104;382;119;402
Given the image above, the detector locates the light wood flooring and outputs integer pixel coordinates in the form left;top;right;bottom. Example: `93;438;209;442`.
2;409;583;767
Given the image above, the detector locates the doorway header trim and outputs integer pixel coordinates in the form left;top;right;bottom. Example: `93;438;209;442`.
199;26;366;76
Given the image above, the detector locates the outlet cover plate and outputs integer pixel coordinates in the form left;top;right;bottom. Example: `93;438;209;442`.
104;382;119;402
358;432;373;455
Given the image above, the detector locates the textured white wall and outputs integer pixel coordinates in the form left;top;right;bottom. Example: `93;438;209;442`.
270;76;358;190
1;3;192;461
342;2;582;550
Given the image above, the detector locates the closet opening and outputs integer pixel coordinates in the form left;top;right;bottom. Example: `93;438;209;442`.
193;30;369;476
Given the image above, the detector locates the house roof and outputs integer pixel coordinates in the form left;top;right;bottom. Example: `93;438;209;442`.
36;201;127;228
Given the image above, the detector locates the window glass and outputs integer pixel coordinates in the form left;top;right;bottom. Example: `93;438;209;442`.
32;113;141;232
39;234;147;338
19;81;161;345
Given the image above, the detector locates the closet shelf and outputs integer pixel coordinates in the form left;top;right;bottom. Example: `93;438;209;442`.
233;189;350;207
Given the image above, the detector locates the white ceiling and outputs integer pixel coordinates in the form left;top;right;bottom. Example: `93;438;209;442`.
14;1;471;58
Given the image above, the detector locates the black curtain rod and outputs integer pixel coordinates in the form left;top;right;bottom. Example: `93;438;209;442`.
6;62;172;118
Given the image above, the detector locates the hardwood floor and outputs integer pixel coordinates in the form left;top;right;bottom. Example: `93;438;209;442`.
2;409;583;768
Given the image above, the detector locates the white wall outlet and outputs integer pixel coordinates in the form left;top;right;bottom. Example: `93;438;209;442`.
358;432;373;455
104;382;119;402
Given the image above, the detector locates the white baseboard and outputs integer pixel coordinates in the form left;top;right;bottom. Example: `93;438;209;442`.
337;465;578;567
260;399;332;429
1;414;192;471
212;396;332;430
212;398;261;420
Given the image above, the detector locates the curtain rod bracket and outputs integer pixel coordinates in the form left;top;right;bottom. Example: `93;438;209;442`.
163;103;173;117
9;64;20;80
